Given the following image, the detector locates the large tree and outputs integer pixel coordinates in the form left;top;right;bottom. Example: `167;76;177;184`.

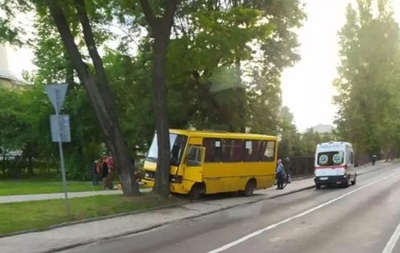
43;0;140;195
334;0;400;157
136;0;180;197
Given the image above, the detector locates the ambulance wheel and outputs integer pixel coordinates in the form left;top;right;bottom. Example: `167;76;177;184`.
343;178;350;188
351;174;357;185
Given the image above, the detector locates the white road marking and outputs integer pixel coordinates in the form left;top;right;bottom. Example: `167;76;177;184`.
382;220;400;253
206;170;400;253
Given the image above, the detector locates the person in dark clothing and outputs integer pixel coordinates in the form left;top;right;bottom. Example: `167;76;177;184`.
92;159;100;186
276;159;285;189
284;157;292;183
104;155;115;189
101;156;111;189
372;155;377;166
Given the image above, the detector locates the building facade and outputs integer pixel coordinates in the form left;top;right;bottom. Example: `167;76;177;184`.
0;44;31;89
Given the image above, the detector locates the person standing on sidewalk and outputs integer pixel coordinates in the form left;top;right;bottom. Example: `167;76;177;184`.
100;154;111;189
104;154;115;189
283;157;292;184
372;154;377;166
92;159;100;186
276;159;285;190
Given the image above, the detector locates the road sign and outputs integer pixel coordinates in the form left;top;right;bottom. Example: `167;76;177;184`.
45;83;70;217
50;114;71;143
45;83;68;113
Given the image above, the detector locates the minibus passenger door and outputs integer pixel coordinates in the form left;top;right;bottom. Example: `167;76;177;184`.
184;146;205;182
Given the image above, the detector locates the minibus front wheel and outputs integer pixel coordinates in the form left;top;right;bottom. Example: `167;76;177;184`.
189;183;205;201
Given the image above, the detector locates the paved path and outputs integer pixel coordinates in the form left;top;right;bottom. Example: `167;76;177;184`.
0;188;150;204
0;161;394;253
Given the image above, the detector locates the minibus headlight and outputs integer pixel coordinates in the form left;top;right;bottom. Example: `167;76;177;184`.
170;175;183;183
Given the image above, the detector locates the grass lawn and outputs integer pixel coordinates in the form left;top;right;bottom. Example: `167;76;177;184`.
0;193;183;236
0;179;118;196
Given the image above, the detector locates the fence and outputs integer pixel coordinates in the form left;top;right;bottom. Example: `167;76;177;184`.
0;155;58;178
287;156;315;177
286;153;385;177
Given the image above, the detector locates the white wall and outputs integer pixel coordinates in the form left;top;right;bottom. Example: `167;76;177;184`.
0;44;10;74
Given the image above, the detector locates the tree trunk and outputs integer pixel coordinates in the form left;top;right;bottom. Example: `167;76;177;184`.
65;52;75;89
28;155;34;176
139;0;180;198
1;151;5;177
22;143;35;176
152;30;171;198
46;0;139;196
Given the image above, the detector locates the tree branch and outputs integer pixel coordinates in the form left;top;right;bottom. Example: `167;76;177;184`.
139;0;156;28
139;0;180;33
163;0;180;26
107;23;144;53
73;0;108;85
45;0;88;82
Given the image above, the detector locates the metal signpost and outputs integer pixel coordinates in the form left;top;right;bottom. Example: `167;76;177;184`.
45;83;71;217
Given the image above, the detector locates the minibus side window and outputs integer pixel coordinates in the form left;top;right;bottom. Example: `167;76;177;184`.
203;138;222;163
221;139;244;162
244;140;262;162
260;141;275;162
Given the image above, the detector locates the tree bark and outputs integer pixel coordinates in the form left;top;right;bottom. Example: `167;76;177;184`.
23;144;34;176
139;0;180;198
45;0;139;196
151;28;171;197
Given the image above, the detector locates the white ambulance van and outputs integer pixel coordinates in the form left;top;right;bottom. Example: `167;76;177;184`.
314;141;357;189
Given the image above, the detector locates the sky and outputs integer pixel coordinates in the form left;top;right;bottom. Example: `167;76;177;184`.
281;0;400;132
3;0;400;132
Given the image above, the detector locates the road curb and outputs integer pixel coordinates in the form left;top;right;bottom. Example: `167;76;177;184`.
0;176;316;240
41;184;316;253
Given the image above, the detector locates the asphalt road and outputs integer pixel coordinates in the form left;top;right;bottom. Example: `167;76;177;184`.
59;164;400;253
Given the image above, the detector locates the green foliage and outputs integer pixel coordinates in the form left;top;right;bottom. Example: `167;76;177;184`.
334;0;400;157
278;106;302;157
103;46;155;147
0;18;20;44
0;0;308;180
0;88;23;152
276;106;337;158
300;129;335;156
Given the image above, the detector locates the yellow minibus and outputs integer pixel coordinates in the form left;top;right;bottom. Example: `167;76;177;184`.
142;129;278;199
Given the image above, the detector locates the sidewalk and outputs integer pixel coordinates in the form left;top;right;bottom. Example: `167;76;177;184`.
0;161;393;253
0;188;150;204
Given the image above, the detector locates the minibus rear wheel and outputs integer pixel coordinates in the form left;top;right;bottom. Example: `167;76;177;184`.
243;179;257;196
